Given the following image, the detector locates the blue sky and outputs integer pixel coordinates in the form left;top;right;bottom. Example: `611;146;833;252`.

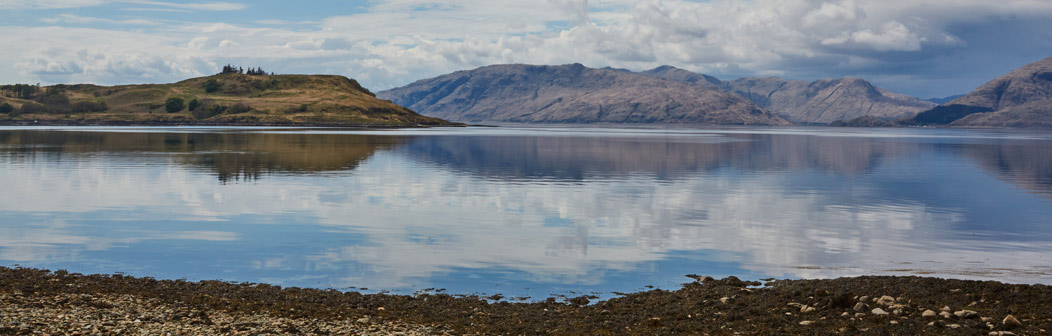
2;0;1052;98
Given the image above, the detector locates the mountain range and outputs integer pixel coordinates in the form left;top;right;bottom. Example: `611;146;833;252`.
379;64;935;125
831;56;1052;128
377;64;789;125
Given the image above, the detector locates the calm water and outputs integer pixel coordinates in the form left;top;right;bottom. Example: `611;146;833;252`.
2;126;1051;299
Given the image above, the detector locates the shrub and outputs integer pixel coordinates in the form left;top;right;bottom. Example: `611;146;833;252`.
227;103;252;114
203;78;221;93
19;102;47;114
0;103;12;114
165;97;185;113
188;98;199;111
72;101;108;113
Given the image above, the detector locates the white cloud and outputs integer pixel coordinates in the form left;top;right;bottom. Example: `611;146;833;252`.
0;0;245;10
123;0;245;11
40;13;160;25
0;0;106;9
822;21;925;51
2;0;1052;97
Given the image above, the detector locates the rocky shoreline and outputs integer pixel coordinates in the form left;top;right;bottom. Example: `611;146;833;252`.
2;267;1050;335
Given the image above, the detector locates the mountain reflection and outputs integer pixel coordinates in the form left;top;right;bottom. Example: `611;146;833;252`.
0;130;404;183
960;141;1052;199
401;133;920;178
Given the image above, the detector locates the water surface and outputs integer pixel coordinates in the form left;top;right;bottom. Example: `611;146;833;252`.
2;126;1051;299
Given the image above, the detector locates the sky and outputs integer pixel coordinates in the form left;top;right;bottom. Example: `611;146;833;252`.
1;0;1051;98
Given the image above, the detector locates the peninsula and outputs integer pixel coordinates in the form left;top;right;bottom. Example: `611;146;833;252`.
0;68;454;127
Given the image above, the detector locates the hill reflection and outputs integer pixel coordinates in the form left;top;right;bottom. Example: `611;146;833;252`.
0;130;404;183
960;141;1052;199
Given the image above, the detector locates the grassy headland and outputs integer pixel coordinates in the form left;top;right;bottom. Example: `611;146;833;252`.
0;73;456;127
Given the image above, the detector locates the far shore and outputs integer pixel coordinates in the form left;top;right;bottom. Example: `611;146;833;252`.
0;120;465;128
2;266;1048;335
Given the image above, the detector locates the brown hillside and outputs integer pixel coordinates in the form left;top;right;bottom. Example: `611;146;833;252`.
0;74;453;126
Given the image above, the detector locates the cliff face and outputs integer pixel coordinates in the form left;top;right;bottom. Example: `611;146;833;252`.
944;57;1052;128
377;64;790;126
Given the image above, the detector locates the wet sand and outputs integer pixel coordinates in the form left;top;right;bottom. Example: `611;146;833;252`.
2;267;1049;335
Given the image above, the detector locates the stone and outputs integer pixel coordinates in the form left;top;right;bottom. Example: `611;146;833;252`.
871;308;888;315
800;306;816;313
989;332;1017;336
799;321;814;326
853;302;867;312
719;297;730;304
859;296;870;303
356;318;370;324
940;306;951;312
922;310;937;317
940;311;953;319
876;295;896;305
954;310;979;319
948;324;961;329
1003;314;1022;329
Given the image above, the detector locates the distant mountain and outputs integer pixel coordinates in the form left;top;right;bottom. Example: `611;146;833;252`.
723;77;935;123
925;94;965;105
923;56;1052;128
637;65;726;91
636;66;935;124
0;73;453;126
376;64;790;125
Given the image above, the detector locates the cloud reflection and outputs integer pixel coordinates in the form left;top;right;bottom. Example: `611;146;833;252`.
1;127;1051;295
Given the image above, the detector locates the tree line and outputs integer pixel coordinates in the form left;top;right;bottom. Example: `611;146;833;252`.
0;84;107;116
220;64;275;76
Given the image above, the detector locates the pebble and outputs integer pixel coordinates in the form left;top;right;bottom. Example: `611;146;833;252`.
799;320;814;326
948;323;961;329
939;311;953;319
0;292;441;336
719;297;730;304
853;302;867;312
921;310;936;317
1003;314;1022;329
940;305;951;312
989;332;1017;336
800;306;815;313
859;296;870;303
954;310;979;319
876;295;896;305
871;308;888;315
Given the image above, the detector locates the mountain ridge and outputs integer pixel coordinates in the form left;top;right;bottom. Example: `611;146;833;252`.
635;66;935;123
378;63;790;126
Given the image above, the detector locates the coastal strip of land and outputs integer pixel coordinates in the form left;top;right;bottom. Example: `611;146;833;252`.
1;267;1049;335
